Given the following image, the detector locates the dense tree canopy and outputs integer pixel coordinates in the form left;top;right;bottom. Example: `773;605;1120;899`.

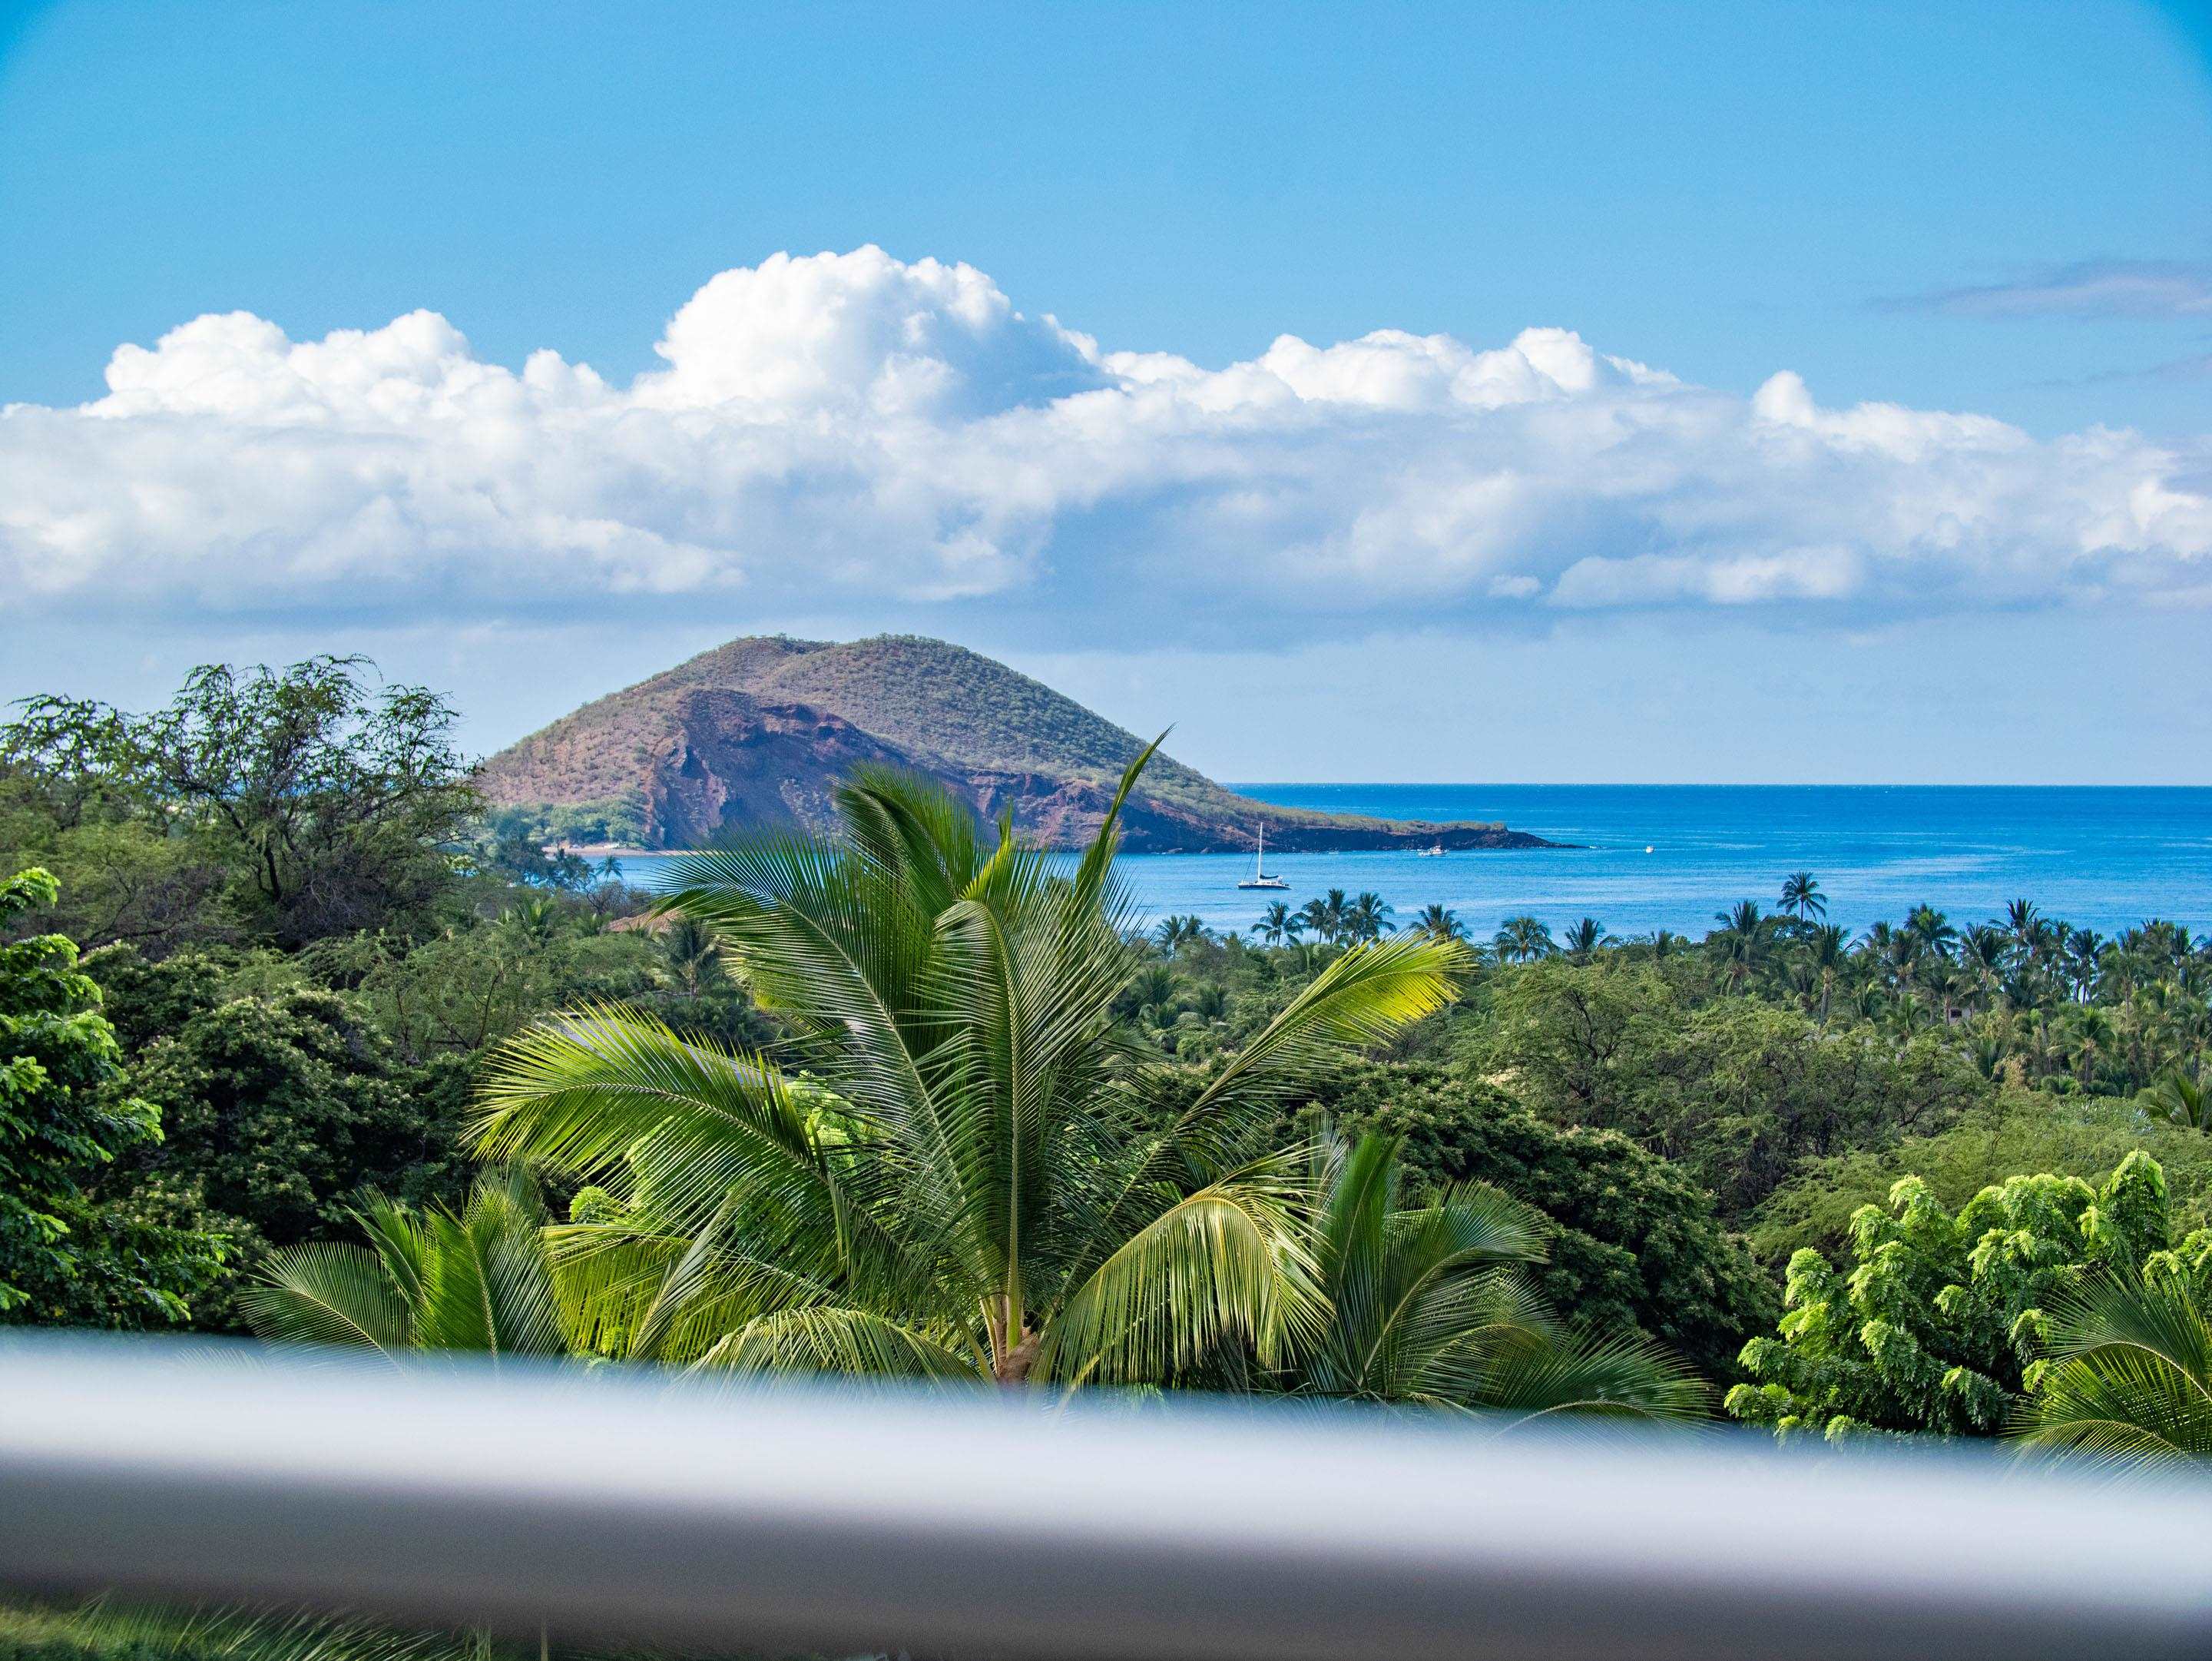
1224;1058;1776;1380
1472;961;1988;1218
3;657;478;948
0;870;226;1325
1727;1152;2190;1441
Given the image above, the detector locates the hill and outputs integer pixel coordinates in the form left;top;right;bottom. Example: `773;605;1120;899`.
476;635;1559;854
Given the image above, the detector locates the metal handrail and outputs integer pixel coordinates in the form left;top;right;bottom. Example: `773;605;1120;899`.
3;1334;2210;1661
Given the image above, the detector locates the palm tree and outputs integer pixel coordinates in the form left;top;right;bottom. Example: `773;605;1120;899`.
663;914;725;1000
1345;891;1396;943
1300;889;1353;948
474;751;1470;1387
1803;923;1849;1024
1710;900;1769;992
1121;962;1184;1027
2068;1005;2116;1093
1559;917;1615;963
1154;913;1214;953
1492;915;1555;964
238;1169;566;1362
1960;925;2010;1013
498;896;565;948
1778;873;1826;922
1251;900;1303;947
2147;1067;2211;1131
1903;903;1959;963
1273;1135;1703;1419
2016;1275;2212;1470
1412;903;1466;942
2005;898;2042;960
2067;928;2108;1004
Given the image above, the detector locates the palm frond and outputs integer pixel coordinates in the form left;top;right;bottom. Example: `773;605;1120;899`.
1038;1152;1323;1389
235;1243;412;1356
2017;1275;2212;1468
692;1305;982;1381
1167;933;1469;1157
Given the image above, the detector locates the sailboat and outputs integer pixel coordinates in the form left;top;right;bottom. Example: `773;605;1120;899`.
1236;823;1290;890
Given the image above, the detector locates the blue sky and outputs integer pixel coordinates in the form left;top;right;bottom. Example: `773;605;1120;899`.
2;0;2209;781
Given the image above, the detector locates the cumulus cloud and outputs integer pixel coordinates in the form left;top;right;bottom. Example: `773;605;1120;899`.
2;244;2208;632
1889;258;2212;320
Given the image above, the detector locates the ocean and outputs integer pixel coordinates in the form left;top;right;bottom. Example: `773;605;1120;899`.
608;785;2212;940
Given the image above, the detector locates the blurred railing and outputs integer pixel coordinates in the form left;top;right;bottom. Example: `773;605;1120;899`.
2;1334;2210;1661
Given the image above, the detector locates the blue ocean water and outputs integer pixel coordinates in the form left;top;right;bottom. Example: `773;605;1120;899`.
612;785;2212;940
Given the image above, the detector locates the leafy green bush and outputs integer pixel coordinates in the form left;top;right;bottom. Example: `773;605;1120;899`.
1182;1057;1777;1380
1727;1150;2189;1440
1749;1088;2212;1265
0;870;227;1326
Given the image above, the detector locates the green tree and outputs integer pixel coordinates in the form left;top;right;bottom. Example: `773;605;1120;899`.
1274;1059;1774;1381
4;657;478;947
1411;903;1465;943
1560;917;1614;962
473;755;1471;1387
1480;962;1985;1218
2145;1066;2210;1131
1273;1132;1704;1418
1710;900;1771;992
240;1169;565;1361
1727;1151;2176;1441
1779;873;1825;923
0;869;227;1324
1345;892;1395;943
1492;915;1554;963
117;980;472;1260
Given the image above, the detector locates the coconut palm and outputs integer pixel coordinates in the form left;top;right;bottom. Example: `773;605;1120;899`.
473;752;1469;1387
1493;915;1555;964
1345;891;1396;943
2147;1068;2212;1131
663;914;725;1000
1778;873;1826;923
1251;900;1303;947
238;1169;565;1362
2067;928;2108;1003
1154;913;1214;954
498;896;565;948
1904;904;1959;963
1277;1134;1704;1421
0;1602;462;1661
2016;1274;2212;1470
1803;923;1849;1024
2068;1005;2117;1093
1710;900;1770;992
1300;890;1352;948
1961;924;2011;1012
1559;917;1614;963
1412;903;1466;942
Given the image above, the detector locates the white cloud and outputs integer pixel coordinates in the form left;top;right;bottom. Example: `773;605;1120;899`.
2;244;2208;631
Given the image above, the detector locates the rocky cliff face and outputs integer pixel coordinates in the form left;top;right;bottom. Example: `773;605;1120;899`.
478;635;1560;853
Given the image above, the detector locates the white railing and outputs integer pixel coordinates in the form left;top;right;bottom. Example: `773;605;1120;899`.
2;1334;2210;1661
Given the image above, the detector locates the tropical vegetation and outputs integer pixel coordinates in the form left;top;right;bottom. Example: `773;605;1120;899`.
4;655;2212;1467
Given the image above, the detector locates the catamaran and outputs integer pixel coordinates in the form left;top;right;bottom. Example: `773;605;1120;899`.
1237;823;1290;890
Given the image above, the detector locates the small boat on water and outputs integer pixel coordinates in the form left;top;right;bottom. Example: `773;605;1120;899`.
1416;843;1446;857
1237;823;1290;890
